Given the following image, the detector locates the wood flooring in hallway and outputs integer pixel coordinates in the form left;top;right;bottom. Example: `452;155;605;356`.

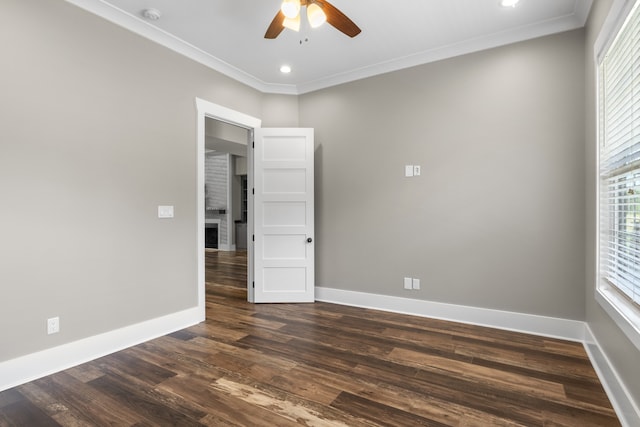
0;250;621;426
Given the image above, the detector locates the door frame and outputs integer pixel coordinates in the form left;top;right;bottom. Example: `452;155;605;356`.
196;98;261;316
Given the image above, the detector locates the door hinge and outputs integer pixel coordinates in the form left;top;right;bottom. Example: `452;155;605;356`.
252;188;254;195
252;234;255;242
252;141;254;148
252;281;255;289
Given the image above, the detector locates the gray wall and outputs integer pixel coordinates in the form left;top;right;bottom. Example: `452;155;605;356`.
0;0;295;362
262;94;300;128
300;29;586;320
584;0;640;407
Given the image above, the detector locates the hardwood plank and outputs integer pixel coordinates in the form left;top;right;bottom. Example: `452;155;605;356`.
64;363;105;384
209;376;374;427
94;351;178;386
0;398;61;427
306;362;525;426
16;382;102;427
157;374;303;427
388;347;568;400
331;391;451;427
136;339;228;380
0;389;23;409
87;372;206;426
32;372;145;425
268;369;343;406
351;362;545;426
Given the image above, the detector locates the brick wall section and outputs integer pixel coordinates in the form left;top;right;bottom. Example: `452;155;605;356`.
205;153;228;245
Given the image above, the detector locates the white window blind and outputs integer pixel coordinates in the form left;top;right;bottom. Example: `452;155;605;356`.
600;0;640;307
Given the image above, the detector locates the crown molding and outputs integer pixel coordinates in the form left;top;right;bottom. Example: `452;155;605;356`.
66;0;593;96
64;0;299;95
297;0;594;94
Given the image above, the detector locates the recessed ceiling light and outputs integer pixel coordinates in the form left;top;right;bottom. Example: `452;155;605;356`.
500;0;520;7
280;65;292;74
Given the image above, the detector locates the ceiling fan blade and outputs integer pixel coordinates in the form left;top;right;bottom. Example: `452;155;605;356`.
316;0;361;38
264;10;286;39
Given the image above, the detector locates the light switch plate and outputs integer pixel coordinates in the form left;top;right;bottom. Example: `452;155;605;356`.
404;277;413;290
412;278;421;290
158;205;174;218
405;165;414;177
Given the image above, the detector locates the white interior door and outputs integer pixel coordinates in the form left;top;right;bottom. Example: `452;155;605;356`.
253;128;314;303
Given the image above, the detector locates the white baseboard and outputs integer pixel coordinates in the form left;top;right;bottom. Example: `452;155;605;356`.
315;286;639;426
315;287;585;341
0;307;203;393
584;325;640;427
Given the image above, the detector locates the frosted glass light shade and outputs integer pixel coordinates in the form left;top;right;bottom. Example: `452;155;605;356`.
307;3;326;28
283;14;301;31
281;0;301;19
500;0;520;7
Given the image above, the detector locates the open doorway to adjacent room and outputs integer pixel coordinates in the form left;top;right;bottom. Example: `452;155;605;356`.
204;117;250;300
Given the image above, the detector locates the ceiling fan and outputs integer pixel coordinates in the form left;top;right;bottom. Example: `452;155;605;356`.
265;0;361;39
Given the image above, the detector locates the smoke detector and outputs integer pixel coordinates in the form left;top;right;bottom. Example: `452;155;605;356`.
141;8;161;21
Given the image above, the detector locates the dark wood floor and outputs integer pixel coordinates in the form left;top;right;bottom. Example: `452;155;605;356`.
0;250;620;426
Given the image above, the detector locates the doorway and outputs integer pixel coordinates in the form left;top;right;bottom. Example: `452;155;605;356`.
196;99;261;318
196;100;315;309
204;120;249;252
203;121;249;298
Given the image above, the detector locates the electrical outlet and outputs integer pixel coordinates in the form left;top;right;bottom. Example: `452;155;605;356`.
158;205;174;218
412;278;421;290
404;277;413;290
413;165;421;176
47;317;60;335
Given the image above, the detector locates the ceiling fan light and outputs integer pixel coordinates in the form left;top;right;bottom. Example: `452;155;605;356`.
307;3;326;28
283;14;301;32
281;0;301;19
500;0;520;7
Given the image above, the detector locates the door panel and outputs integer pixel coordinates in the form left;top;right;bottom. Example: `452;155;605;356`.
263;235;307;259
264;268;307;292
263;169;307;193
263;202;307;226
254;128;314;303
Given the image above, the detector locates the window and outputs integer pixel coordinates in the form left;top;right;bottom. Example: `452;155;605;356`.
598;0;640;349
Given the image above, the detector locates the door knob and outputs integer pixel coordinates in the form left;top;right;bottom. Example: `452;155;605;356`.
307;238;313;243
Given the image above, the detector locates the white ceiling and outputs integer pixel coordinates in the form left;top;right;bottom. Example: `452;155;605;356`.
67;0;593;94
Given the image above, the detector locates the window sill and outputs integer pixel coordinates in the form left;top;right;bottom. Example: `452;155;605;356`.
596;282;640;352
